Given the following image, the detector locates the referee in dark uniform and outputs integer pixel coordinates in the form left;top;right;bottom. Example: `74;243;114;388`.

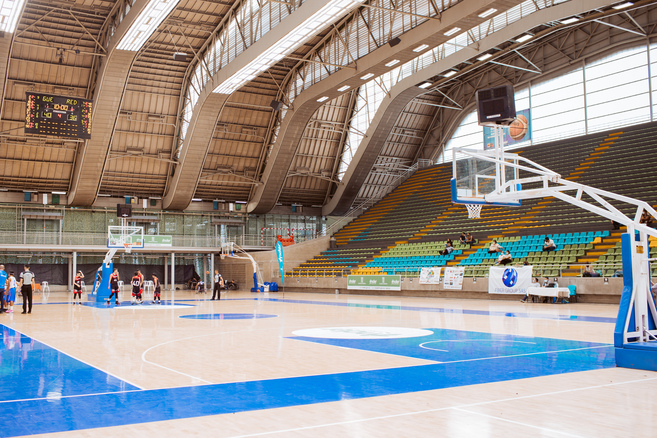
19;265;35;314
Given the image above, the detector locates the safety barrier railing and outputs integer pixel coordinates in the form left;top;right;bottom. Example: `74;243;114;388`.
286;262;628;279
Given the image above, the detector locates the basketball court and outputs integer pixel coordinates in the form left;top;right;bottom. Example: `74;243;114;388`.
2;290;656;437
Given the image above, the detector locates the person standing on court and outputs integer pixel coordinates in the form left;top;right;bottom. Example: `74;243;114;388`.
19;265;35;314
0;265;7;314
212;270;223;300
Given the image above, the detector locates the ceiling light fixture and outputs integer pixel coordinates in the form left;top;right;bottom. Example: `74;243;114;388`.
360;73;374;80
444;27;461;36
213;0;366;94
0;0;26;33
385;59;400;67
337;85;351;92
418;82;432;89
560;17;580;24
443;70;457;77
413;44;429;53
477;53;492;61
516;34;533;43
192;198;203;202
317;96;329;102
51;191;67;195
478;8;497;18
117;0;183;51
612;2;633;9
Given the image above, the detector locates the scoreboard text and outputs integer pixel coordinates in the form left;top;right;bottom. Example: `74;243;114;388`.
25;92;92;139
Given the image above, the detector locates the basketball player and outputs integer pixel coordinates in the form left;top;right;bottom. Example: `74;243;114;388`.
108;269;120;305
73;270;83;304
6;271;16;313
151;274;161;304
212;270;223;300
131;271;142;305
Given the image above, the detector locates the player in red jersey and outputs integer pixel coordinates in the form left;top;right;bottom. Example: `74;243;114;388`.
151;274;161;304
131;271;142;305
73;270;84;304
107;269;120;305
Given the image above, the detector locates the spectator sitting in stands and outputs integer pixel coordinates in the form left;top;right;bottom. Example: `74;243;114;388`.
459;232;466;244
465;232;475;245
640;210;653;227
582;264;600;277
488;239;502;254
497;251;513;265
542;236;556;252
440;240;454;256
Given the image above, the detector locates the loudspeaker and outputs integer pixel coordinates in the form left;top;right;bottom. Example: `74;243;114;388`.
475;85;516;126
270;100;284;111
116;203;132;218
173;52;187;61
389;37;401;47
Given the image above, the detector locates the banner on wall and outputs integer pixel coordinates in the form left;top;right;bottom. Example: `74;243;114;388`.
419;267;442;284
275;241;285;287
443;267;465;290
483;108;531;150
488;265;533;294
347;275;401;291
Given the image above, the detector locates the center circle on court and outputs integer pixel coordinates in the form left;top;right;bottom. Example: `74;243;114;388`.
180;313;278;320
292;327;433;339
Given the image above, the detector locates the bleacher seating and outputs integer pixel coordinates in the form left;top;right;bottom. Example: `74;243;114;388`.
289;121;657;278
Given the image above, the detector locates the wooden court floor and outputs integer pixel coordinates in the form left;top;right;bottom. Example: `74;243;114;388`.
1;290;656;437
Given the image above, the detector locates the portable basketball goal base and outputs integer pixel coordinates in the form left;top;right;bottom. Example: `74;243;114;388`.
451;124;657;371
221;242;265;292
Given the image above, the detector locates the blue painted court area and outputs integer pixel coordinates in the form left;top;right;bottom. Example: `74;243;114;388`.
1;326;614;437
180;313;277;320
290;328;610;363
0;325;139;404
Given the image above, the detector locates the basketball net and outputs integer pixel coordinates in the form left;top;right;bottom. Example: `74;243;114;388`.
466;204;482;219
123;242;135;254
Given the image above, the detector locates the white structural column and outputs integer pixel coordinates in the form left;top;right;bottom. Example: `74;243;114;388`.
170;252;175;291
68;0;155;206
72;251;77;292
162;0;352;210
247;0;515;214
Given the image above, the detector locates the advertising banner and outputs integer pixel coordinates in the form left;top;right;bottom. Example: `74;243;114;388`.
347;275;401;291
488;265;533;294
443;267;465;290
419;267;442;284
143;235;172;247
275;240;285;287
484;108;531;150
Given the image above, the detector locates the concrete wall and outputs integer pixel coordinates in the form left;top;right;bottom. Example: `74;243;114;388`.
279;276;625;304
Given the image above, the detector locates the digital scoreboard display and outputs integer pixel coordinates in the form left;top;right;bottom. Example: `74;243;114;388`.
25;92;92;139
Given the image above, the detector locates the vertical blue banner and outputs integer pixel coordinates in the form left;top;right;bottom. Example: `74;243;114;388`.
275;241;285;287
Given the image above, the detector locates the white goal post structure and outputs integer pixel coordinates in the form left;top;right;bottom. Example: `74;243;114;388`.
452;140;657;371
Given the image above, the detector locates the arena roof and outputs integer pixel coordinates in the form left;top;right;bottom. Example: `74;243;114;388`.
0;0;654;214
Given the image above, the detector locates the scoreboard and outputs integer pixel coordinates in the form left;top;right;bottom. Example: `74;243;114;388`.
25;92;93;139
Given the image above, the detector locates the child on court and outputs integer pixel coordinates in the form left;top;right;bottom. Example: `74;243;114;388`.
131;271;142;305
108;269;120;305
6;271;16;313
151;274;161;304
73;270;84;304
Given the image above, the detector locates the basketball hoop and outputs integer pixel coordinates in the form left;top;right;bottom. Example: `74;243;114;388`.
123;242;135;254
465;204;482;219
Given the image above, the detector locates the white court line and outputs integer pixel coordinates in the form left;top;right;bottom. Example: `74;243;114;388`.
439;345;611;364
451;407;582;437
0;388;144;405
225;375;657;438
0;325;144;390
141;333;216;385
